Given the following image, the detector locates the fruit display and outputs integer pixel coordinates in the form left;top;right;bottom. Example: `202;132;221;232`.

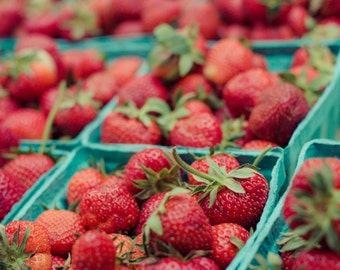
1;0;340;42
239;138;340;269
0;145;285;269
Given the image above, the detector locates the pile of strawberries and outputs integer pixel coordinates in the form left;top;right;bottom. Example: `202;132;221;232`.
0;146;271;269
1;0;340;41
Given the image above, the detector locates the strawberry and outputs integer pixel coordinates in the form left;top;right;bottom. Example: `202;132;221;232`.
143;189;213;256
66;167;105;206
282;157;340;253
79;183;140;233
36;209;87;257
0;1;23;37
178;0;221;40
0;126;20;167
148;23;206;81
112;20;145;36
71;230;116;270
285;4;315;37
100;100;163;145
122;147;181;199
210;223;250;269
105;56;143;87
242;139;279;150
172;148;269;229
169;112;223;148
0;169;26;221
51;255;69;270
61;48;105;84
137;256;219;269
249;81;310;146
90;0;117;34
3;153;55;191
290;46;311;68
217;23;250;39
214;0;245;24
141;0;181;33
315;0;340;18
203;38;254;85
2;48;58;103
0;95;20;123
110;0;142;22
14;33;66;83
1;220;52;269
290;248;340;269
223;68;274;118
19;12;61;37
243;0;267;24
117;73;168;108
0;108;48;140
187;152;240;186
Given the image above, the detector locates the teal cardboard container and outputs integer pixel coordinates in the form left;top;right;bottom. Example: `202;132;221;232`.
1;147;69;225
238;138;340;270
1;145;285;270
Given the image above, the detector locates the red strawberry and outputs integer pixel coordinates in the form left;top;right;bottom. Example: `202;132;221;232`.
112;20;145;36
106;56;143;87
169;112;223;148
15;33;66;83
110;0;142;22
187;153;240;185
66;167;105;206
138;256;219;269
20;12;61;37
79;184;140;233
100;101;162;145
243;0;267;24
51;255;68;270
223;68;274;118
71;230;116;270
141;0;180;33
1;108;48;140
316;0;340;18
0;95;20;123
61;48;105;83
210;223;250;269
0;1;23;37
123;147;180;199
36;209;87;256
182;99;213;115
242;139;279;150
249;81;310;146
214;0;245;24
3;48;58;103
217;23;250;40
291;248;340;269
290;47;310;68
178;0;221;40
144;190;213;256
0;169;26;221
285;5;315;37
1;220;52;269
203;38;254;85
117;73;168;108
172;148;269;229
0;126;20;167
3;153;55;191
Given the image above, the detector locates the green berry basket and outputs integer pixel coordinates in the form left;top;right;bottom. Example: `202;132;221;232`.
234;138;340;270
0;144;285;270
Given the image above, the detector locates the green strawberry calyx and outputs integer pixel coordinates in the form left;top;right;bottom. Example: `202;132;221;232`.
0;225;33;270
288;162;340;254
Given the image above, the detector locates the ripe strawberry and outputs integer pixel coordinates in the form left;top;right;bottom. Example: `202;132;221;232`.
172;148;269;229
123;147;181;199
66;167;105;206
3;153;55;191
217;23;250;40
3;48;58;103
71;230;116;270
1;108;48;140
293;249;340;269
15;33;66;83
61;48;105;83
112;20;145;36
316;0;340;18
0;1;23;37
0;169;26;221
249;81;310;146
110;0;142;22
79;184;140;233
0;126;20;167
141;0;180;33
215;0;245;24
290;46;310;68
148;23;206;81
243;0;267;23
36;209;87;256
1;220;52;269
285;5;315;37
137;256;219;269
105;56;143;87
187;152;240;185
100;101;162;145
19;12;61;37
210;223;250;269
282;157;340;253
203;38;254;85
223;68;274;118
51;255;68;270
0;95;20;123
169;112;223;148
117;73;168;108
178;0;221;40
144;190;213;256
242;139;279;150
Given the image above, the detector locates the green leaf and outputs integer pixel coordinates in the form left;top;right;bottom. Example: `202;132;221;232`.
179;54;194;77
227;167;255;179
147;214;163;236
